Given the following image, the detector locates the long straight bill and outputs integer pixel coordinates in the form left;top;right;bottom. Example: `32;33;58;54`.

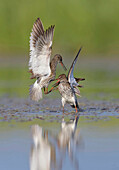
60;61;67;71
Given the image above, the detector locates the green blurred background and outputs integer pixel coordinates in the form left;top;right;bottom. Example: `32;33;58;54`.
0;0;119;55
0;0;119;100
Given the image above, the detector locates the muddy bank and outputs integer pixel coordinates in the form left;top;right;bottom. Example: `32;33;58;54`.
0;97;119;122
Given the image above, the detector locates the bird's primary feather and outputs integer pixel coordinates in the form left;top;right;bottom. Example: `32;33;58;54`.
67;47;82;87
29;18;55;78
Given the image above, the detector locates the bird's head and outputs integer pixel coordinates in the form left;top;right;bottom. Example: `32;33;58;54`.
54;54;67;71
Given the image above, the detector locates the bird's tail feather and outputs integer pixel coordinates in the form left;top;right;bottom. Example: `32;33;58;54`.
30;80;42;101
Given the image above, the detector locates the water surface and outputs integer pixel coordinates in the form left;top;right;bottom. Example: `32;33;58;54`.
0;116;119;170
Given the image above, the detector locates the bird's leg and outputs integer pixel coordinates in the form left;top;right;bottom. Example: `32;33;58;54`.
47;87;58;94
44;87;48;94
75;105;78;113
48;87;54;93
75;115;78;120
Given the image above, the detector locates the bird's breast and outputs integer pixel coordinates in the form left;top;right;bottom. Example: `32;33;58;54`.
58;83;73;97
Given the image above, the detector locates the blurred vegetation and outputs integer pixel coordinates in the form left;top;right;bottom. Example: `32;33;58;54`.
0;0;119;56
0;63;119;100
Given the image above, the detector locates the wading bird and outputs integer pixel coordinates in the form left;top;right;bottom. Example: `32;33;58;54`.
48;47;85;113
29;18;67;101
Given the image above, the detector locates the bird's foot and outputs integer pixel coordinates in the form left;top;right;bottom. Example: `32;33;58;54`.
44;88;48;94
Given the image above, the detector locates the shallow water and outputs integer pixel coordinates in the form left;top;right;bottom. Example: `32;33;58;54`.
0;116;119;170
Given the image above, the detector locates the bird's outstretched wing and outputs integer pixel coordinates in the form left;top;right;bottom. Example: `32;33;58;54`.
29;18;55;77
67;47;82;87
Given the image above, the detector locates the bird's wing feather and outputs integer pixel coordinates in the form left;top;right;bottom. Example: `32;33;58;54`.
74;86;81;96
29;18;55;77
67;47;82;87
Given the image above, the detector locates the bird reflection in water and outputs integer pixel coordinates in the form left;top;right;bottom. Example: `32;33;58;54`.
30;125;56;170
57;116;84;170
30;116;84;170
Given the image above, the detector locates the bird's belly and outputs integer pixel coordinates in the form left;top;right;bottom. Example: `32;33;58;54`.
58;84;75;104
63;95;75;105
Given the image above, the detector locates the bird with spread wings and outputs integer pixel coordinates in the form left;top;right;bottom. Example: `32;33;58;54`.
29;18;67;101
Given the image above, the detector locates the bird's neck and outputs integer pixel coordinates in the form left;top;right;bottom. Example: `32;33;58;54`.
50;56;58;76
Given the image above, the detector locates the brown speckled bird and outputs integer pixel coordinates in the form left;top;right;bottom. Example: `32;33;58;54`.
29;18;67;101
48;48;85;113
